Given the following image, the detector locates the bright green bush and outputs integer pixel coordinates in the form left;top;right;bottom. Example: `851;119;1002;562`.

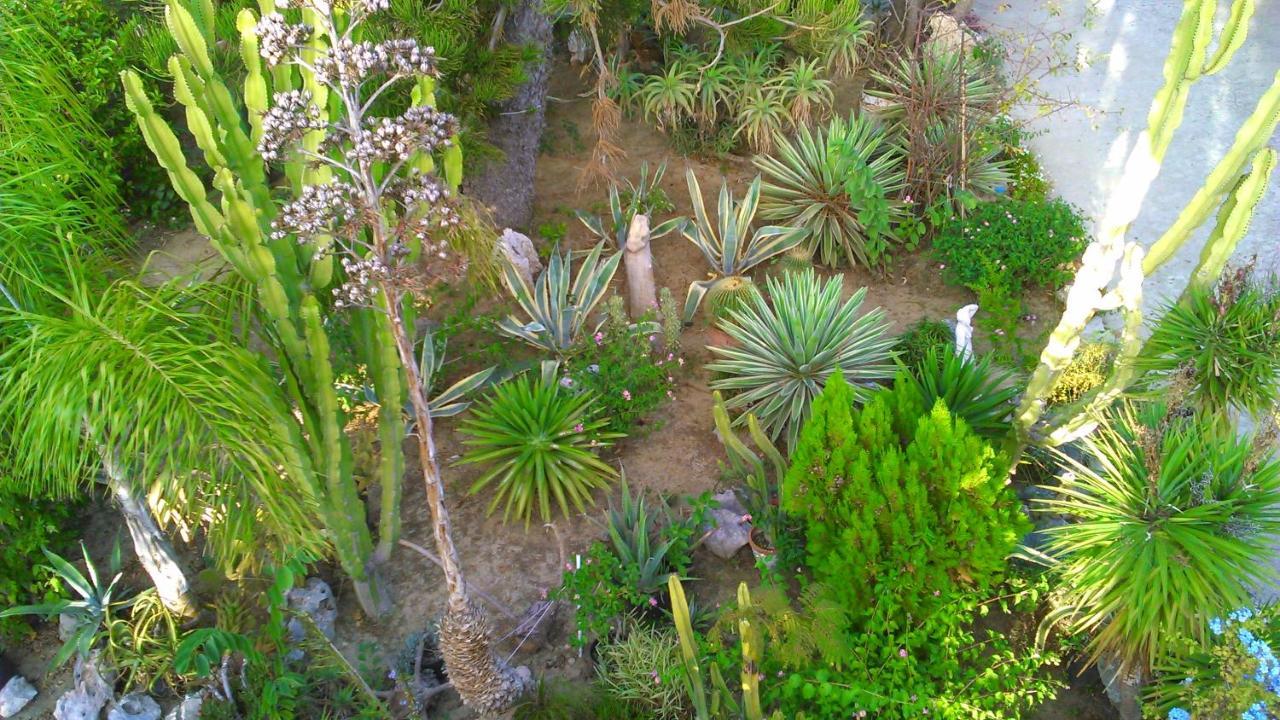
768;574;1061;719
457;372;622;525
782;373;1029;613
1037;402;1280;672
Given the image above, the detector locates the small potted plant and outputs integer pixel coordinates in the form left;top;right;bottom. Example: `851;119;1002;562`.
712;390;786;572
741;471;780;569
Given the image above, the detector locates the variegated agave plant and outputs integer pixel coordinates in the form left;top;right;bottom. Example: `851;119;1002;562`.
680;168;808;323
575;162;685;248
497;241;622;355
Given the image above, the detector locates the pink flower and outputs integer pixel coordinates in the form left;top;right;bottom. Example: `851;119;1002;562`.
667;353;674;361
741;513;753;523
666;390;675;399
677;357;685;367
574;423;584;433
594;332;604;345
904;195;914;204
648;334;657;343
622;390;632;401
648;596;659;607
899;648;908;658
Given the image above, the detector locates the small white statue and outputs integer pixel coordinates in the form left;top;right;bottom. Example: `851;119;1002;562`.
955;304;979;362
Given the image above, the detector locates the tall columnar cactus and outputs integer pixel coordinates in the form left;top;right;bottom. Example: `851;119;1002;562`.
120;0;448;615
668;574;767;720
1013;0;1280;450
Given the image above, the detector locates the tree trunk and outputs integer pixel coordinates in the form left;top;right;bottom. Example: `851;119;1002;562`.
464;0;553;230
384;298;531;713
623;214;656;319
100;452;196;618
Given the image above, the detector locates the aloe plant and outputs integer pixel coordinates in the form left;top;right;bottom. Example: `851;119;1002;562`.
640;64;697;131
497;241;622;355
575;162;685;248
770;57;834;128
734;88;789;154
707;269;895;448
680;169;807;323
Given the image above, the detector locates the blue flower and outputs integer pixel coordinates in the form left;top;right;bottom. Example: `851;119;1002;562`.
1242;701;1268;720
994;184;1008;195
1231;607;1256;623
1167;708;1191;720
1210;617;1225;636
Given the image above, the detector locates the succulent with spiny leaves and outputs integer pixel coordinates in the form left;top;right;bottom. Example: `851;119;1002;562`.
769;57;833;128
734;88;789;154
679;169;807;323
496;241;622;356
754;113;907;268
707;268;895;448
640;64;697;131
575;161;686;249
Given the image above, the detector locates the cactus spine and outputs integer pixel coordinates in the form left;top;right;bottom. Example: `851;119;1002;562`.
1013;0;1279;451
120;0;431;615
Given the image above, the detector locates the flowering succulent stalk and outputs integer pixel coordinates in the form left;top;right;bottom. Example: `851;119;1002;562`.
250;0;531;710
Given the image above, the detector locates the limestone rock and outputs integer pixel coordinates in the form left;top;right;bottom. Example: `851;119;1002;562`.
107;693;161;720
286;577;337;654
162;692;204;720
497;229;542;288
924;12;979;60
54;653;113;720
704;507;751;560
1097;654;1144;720
0;676;37;718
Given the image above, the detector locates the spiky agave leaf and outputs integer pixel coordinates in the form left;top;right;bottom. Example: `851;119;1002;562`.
707;269;895;447
754;114;907;268
496;241;622;354
639;64;697;131
1036;402;1280;673
457;373;622;526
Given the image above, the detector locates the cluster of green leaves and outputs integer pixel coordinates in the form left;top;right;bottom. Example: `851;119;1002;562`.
897;347;1019;440
933;197;1088;355
754;114;907;268
595;622;692;719
984;117;1051;202
556;485;709;648
1036;402;1280;672
782;372;1029;613
894;317;953;368
1146;606;1280;720
513;678;643;720
563;297;682;436
1046;340;1115;406
767;574;1061;719
458;370;622;526
0;489;79;643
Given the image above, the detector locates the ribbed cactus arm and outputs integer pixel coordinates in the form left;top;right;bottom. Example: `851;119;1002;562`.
1203;0;1256;76
1143;72;1280;274
238;9;268;143
1188;148;1277;290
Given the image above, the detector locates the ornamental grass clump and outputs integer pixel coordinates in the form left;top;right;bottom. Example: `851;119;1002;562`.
1036;402;1280;673
782;372;1029;614
707;269;894;448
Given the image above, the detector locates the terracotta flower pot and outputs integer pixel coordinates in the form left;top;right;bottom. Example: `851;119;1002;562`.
748;527;777;569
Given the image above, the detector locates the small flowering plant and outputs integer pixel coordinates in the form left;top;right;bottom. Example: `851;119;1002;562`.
1148;606;1280;720
562;296;684;436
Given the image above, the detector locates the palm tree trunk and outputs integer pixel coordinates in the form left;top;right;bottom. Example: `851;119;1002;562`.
99;449;196;618
385;302;531;713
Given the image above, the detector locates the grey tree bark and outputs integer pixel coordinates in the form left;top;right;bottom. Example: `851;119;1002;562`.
465;0;553;231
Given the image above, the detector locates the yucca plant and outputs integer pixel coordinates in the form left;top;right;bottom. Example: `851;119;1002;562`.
640;64;697;131
1036;402;1280;673
575;162;685;249
680;169;807;322
867;50;999;127
1138;265;1280;417
754;113;907;268
497;241;622;356
600;481;688;596
769;57;834;128
0;542;128;669
897;347;1019;440
734;88;789;154
458;372;622;526
707;269;895;447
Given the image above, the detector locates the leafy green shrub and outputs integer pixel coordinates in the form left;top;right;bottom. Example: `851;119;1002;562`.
0;490;78;643
895;317;953;367
707;269;895;448
898;347;1019;440
1046;340;1115;406
563;297;681;436
595;624;691;720
984;116;1050;202
1139;265;1280;416
754;113;907;268
1036;402;1280;672
782;373;1029;613
768;574;1061;719
457;372;621;525
1146;606;1280;720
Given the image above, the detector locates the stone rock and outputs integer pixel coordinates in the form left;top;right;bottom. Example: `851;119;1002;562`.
54;653;113;720
703;507;751;560
107;693;162;720
0;676;37;718
924;12;979;60
712;490;747;518
286;577;337;660
496;229;542;288
162;692;204;720
1097;654;1144;720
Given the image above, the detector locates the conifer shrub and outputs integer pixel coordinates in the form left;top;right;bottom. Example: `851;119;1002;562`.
781;373;1029;613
